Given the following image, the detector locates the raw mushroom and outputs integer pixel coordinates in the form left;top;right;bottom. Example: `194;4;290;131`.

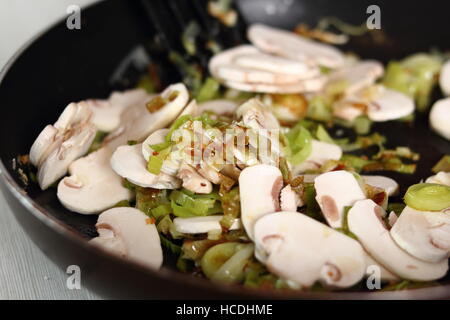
314;170;366;228
30;102;96;190
325;61;384;96
347;199;448;281
104;83;189;150
439;60;450;96
223;77;326;94
366;86;415;122
237;98;280;131
248;24;345;69
90;207;163;270
80;89;150;132
197;99;238;116
173;216;241;234
280;185;302;211
57;147;132;215
292;140;342;174
254;211;366;288
239;164;283;240
363;175;399;196
176;163;213;194
426;172;450;186
429;98;450;140
111;143;180;189
142;129;170;162
391;206;450;263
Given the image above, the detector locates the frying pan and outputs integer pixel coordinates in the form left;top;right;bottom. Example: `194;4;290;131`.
0;0;449;299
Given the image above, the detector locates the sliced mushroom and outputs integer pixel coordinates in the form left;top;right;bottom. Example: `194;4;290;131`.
90;207;163;270
292;140;342;174
248;24;345;69
173;216;241;234
239;164;283;240
237;98;280;130
80;89;150;132
363;175;399;196
142;129;170;162
439;60;450;96
57;146;132;214
254;211;366;288
347;199;448;281
429;98;450;140
325;61;384;96
390;206;450;263
176;163;212;194
426;171;450;186
110;143;180;189
280;185;301;212
363;251;400;282
223;77;326;94
314;170;366;228
30;102;96;190
367;86;415;122
197;99;238;116
104;83;189;150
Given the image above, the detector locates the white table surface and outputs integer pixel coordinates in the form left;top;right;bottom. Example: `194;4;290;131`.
0;0;101;300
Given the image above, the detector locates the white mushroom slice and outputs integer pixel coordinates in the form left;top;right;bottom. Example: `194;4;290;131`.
37;123;96;190
426;171;450;186
292;140;342;174
239;164;283;240
197;99;238;116
314;171;366;228
234;52;319;78
104;83;189;150
280;185;301;211
90;207;163;270
332;102;365;122
248;24;345;69
254;212;366;288
237;98;280;130
363;251;400;282
142;129;170;162
388;211;399;228
57;147;132;215
363;175;399;196
29;125;59;167
176;163;212;194
429;98;450;140
391;206;450;263
173;216;241;234
81;89;150;132
178;99;198;117
439;60;450;96
325;61;384;96
348;199;449;281
367;86;414;122
111;143;180;189
224;77;326;94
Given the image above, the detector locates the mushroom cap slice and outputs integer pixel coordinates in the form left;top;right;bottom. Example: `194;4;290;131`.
426;171;450;186
104;83;189;150
280;185;301;212
90;207;163;270
314;170;366;228
391;206;450;263
248;24;345;69
254;211;366;288
29;125;59;167
439;60;450;96
348;199;449;281
223;77;326;94
142;129;170;162
57;147;132;215
177;163;212;194
173;216;241;234
429;98;450;140
292;140;342;174
363;175;399;196
111;143;180;189
239;164;283;240
367;86;415;122
325;61;384;96
197;99;238;116
81;89;149;132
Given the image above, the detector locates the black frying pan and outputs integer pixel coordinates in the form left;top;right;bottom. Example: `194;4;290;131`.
0;0;449;299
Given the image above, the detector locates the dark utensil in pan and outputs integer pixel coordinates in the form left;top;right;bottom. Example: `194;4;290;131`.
0;0;449;299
